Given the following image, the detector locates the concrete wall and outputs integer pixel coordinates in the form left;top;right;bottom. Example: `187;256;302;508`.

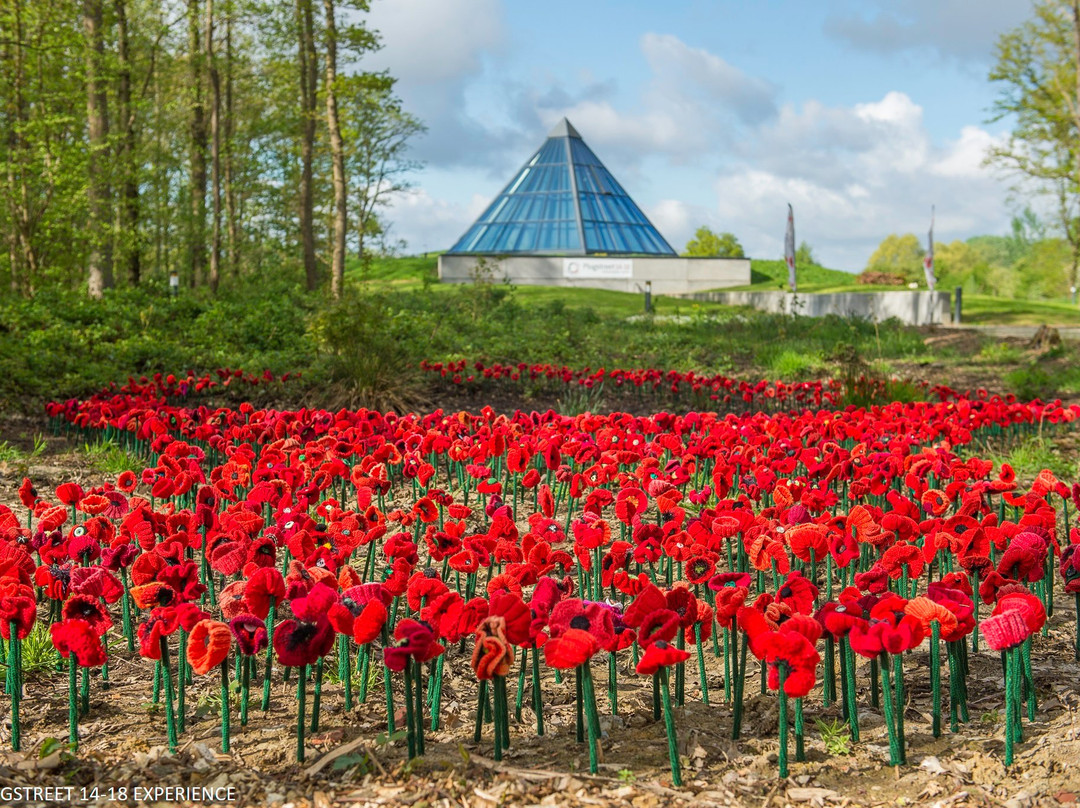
438;254;750;295
673;290;952;325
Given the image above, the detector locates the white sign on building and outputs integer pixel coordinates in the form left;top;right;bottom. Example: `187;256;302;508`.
562;258;633;279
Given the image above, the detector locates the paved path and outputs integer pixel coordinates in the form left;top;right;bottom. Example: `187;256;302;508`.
943;324;1080;340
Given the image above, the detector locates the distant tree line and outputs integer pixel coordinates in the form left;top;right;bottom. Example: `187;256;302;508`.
860;210;1073;299
0;0;424;298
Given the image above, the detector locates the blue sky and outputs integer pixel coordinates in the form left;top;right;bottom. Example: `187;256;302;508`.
363;0;1033;271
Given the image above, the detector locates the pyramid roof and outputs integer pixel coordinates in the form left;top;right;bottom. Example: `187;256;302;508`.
447;118;676;256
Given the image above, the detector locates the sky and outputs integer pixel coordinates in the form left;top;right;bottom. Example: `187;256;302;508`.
360;0;1035;272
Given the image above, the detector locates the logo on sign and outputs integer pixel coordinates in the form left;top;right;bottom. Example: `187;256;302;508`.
562;258;633;279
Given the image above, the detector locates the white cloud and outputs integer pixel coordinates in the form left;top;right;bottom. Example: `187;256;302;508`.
364;0;516;169
702;92;1010;271
381;187;490;253
824;0;1031;64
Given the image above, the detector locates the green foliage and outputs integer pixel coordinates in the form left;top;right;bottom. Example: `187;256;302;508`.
978;342;1023;364
767;349;822;379
988;436;1074;482
307;292;427;412
82;438;140;475
862;234;925;284
7;622;59;680
745;259;854;291
795;241;816;266
1006;365;1055;400
684;227;745;258
815;718;852;756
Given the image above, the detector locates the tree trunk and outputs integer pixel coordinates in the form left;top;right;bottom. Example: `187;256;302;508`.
115;0;140;285
189;0;207;287
297;0;319;292
324;0;346;298
206;0;222;292
85;0;112;298
224;0;238;277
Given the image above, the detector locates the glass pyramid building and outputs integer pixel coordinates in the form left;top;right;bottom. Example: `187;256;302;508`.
447;119;676;256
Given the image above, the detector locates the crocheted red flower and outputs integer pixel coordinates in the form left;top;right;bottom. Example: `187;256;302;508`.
635;640;690;675
50;619;107;668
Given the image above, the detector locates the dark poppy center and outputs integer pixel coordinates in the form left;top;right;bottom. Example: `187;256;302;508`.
424;567;439;579
779;585;793;598
569;615;591;631
285;622;319;650
655;640;669;650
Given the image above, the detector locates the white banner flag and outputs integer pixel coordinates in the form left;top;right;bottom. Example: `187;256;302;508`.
784;203;797;292
923;205;936;292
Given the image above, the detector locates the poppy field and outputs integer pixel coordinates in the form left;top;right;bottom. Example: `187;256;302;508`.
3;367;1080;807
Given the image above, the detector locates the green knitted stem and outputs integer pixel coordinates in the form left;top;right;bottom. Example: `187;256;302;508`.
893;652;906;764
695;625;708;706
795;697;805;762
414;658;426;756
159;638;177;754
220;659;230;753
930;622;941;738
652;669;661;722
68;653;78;750
531;647;545;735
340;636;352;712
358;645;371;704
870;656;879;709
120;569;135;653
384;663;396;733
609;651;618;715
844;639;860;743
430;654;445;731
675;631;686;705
576;666;586;743
403;662;416;759
732;630;749;740
310;657;323;733
153;658;161;704
879;655;899;767
515;650;527;722
723;628;732;703
581;662;601;775
240;655;250;726
80;665;90;717
296;664;307;763
778;667;789;779
823;635;836;707
474;678;488;743
660;666;682;786
493;676;504;761
1022;637;1036;721
1004;648;1015;767
261;600;277;711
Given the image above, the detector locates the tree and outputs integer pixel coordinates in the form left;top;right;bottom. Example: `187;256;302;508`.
296;0;319;292
324;0;346;299
344;76;425;263
795;240;816;266
684;227;744;258
84;0;112;298
988;1;1080;291
863;233;924;283
188;0;208;288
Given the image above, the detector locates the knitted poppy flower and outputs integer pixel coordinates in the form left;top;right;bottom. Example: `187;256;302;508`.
982;609;1031;652
69;566;123;604
229;613;268;656
753;629;820;698
406;568;450;611
488;592;532;646
50;619;107;668
61;593;113;635
0;591;37;641
997;532;1048;583
273;616;335;668
471;616;515;680
289;581;338;622
117;470;138;493
131;582;178;610
244;567;287;620
1061;544;1080;593
775;571;818;615
18;477;39;509
137;607;182;659
637;607;681;647
543;627;599;669
383;619;444;672
849;612;924;658
713;586;749;630
635;640;690;675
904;596;959;638
684;554;716;585
665;585;699;628
993;590;1047;634
187;619;232;675
548;599;616;651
